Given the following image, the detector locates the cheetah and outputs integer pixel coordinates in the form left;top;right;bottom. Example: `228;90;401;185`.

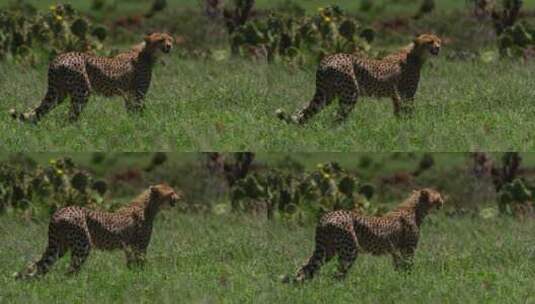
283;188;444;283
15;184;182;279
9;32;174;123
276;34;442;124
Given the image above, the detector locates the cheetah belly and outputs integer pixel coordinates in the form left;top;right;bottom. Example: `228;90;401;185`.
85;60;134;97
359;79;395;99
86;218;127;250
354;65;399;98
354;226;398;255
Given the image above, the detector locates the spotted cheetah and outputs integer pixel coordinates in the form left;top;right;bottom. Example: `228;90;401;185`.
276;34;442;124
283;188;444;283
9;32;174;123
15;184;182;279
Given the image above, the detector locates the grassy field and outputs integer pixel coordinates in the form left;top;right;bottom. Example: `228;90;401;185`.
1;213;534;303
2;55;535;151
2;0;535;151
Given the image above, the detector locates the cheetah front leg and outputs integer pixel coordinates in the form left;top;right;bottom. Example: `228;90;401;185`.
124;244;147;269
124;92;146;114
392;89;402;117
392;246;415;272
392;88;415;118
400;97;416;116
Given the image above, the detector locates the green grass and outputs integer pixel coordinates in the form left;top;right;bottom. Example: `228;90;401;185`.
1;213;534;303
2;55;535;151
2;0;535;151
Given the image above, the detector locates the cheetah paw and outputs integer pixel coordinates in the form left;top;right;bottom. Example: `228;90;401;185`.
276;109;300;124
275;108;287;121
8;108;18;120
280;274;291;284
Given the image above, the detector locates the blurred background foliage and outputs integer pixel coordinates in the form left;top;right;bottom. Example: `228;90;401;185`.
1;152;534;223
2;0;535;65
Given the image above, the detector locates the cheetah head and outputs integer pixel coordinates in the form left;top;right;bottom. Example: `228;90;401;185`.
417;188;445;210
150;183;183;207
144;32;174;54
413;34;441;56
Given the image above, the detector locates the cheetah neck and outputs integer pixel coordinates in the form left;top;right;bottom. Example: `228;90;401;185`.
130;42;157;66
413;204;430;227
393;193;430;227
405;44;427;67
138;49;156;66
122;190;161;223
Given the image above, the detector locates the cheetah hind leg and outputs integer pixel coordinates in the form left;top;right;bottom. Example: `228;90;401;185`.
334;87;359;124
287;239;335;283
291;89;334;125
65;231;90;275
10;88;66;124
14;239;66;280
333;231;358;280
291;246;327;283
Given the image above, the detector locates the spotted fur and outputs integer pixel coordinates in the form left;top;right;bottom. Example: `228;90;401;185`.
9;33;174;123
285;188;444;283
276;34;442;124
15;184;182;279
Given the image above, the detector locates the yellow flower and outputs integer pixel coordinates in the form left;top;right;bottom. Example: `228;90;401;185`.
324;16;332;23
55;15;63;21
56;169;63;175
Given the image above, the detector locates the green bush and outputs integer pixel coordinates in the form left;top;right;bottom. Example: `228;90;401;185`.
0;3;108;63
230;5;374;64
0;156;108;217
498;22;535;58
230;162;381;223
498;178;534;215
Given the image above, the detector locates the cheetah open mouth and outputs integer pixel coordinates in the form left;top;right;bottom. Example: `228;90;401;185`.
430;47;440;56
169;192;182;206
162;46;171;53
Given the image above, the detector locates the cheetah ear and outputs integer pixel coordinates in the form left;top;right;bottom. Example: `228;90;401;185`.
419;189;430;202
413;32;426;44
144;32;155;44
